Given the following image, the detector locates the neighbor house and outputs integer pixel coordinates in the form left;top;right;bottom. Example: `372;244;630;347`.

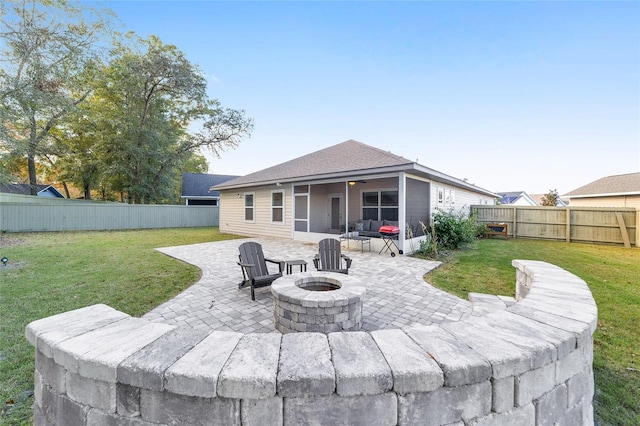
497;191;538;206
530;193;568;207
0;183;65;198
563;172;640;208
211;140;497;254
181;173;239;206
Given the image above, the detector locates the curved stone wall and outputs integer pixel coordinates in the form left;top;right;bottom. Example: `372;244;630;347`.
26;260;596;425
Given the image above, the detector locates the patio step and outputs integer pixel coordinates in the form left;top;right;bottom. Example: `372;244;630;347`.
468;292;517;316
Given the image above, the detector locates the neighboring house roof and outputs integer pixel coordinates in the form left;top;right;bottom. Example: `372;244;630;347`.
530;193;568;207
0;183;64;198
563;172;640;198
181;173;239;199
212;140;498;198
497;191;538;206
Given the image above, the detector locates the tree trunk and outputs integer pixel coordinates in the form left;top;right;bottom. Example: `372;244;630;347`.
62;182;70;198
28;153;38;196
84;185;92;200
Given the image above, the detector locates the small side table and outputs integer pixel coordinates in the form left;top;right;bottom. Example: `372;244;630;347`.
285;259;308;274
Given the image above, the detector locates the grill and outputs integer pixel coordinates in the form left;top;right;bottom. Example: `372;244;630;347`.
378;225;403;257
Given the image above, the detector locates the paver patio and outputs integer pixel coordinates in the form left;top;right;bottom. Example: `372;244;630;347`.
144;237;472;333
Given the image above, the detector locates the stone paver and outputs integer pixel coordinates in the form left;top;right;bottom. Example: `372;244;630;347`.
144;237;472;333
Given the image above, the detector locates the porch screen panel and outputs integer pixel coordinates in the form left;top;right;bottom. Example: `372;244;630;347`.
381;191;398;221
362;192;378;220
294;194;308;232
405;179;430;236
362;190;398;221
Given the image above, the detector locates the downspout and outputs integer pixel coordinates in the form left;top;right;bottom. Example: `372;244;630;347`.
290;183;295;239
345;181;349;235
399;172;406;254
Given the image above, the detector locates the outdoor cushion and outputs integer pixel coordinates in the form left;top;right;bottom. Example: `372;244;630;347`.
371;220;384;232
363;219;372;231
355;222;364;231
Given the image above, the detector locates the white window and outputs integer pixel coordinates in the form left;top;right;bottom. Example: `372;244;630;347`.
244;193;255;222
271;190;284;223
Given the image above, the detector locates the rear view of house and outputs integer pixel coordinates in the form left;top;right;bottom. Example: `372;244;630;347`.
211;140;497;253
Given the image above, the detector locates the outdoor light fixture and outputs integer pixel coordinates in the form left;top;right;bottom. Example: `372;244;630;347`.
348;181;356;186
1;257;7;266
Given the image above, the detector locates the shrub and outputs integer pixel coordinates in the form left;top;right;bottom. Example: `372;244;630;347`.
431;208;481;250
414;220;438;257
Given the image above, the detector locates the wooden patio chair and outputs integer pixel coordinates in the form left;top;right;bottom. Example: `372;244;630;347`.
313;238;352;274
237;242;284;300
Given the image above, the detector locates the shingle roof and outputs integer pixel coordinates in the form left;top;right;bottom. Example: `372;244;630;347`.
563;172;640;197
213;140;414;189
212;139;498;198
181;173;239;198
0;183;62;196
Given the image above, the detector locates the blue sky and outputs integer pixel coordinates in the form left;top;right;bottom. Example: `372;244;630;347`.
104;1;639;195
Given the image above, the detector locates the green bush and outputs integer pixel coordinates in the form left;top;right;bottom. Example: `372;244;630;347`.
432;208;481;250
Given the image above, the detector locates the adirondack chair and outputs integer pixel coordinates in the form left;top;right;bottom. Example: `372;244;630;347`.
237;242;284;300
313;238;352;274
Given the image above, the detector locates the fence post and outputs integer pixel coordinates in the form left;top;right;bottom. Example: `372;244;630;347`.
565;208;571;243
636;209;640;248
615;212;631;248
512;207;517;239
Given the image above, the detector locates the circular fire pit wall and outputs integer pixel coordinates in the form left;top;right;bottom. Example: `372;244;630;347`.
271;272;366;333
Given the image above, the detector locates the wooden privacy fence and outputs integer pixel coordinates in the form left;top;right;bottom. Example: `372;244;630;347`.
0;197;219;232
471;205;639;248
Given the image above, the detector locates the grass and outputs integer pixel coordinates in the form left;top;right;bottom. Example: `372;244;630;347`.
0;228;242;425
424;238;640;426
1;231;638;425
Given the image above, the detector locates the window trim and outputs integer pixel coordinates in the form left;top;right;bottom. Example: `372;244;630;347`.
271;190;285;224
244;192;255;223
361;188;399;221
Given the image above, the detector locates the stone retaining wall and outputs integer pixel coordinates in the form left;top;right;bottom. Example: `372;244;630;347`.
26;260;596;425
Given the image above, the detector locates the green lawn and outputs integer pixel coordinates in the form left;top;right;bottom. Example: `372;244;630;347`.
0;228;242;425
1;231;638;425
425;238;640;426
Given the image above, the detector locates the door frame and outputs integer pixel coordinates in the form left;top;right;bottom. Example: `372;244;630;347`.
328;193;343;232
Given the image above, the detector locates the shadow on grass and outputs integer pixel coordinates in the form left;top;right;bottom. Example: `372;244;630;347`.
593;362;640;425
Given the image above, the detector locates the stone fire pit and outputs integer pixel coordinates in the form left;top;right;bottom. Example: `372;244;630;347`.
271;272;365;333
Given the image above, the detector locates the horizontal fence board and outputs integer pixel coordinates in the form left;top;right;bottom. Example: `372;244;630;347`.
0;200;219;232
472;205;637;247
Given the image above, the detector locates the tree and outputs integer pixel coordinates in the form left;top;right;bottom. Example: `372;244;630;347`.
0;0;111;194
97;35;253;203
541;189;560;206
